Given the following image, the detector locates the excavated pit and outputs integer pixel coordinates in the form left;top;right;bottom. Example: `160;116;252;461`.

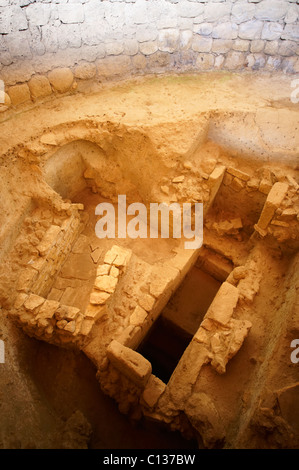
138;264;222;383
0;74;298;450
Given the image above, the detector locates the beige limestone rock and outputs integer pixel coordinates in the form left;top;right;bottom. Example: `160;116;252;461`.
8;84;31;106
142;375;166;409
206;282;239;326
96;264;110;276
130;305;148;326
28;75;52;100
48;68;74;93
90;291;110;306
107;340;152;388
227;167;250;181
36;299;59;319
94;275;118;294
24;294;45;311
138;294;155;312
257;182;289;230
37;225;61;256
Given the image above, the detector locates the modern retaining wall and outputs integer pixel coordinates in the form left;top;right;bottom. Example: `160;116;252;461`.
0;0;298;105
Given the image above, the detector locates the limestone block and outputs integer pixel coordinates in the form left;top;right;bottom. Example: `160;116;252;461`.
230;177;245;192
212;23;238;40
212;39;233;54
84;304;106;322
28;75;52;100
257;182;289;230
239;20;263;40
24;294;45;311
8;83;31;106
210;319;252;374
130;305;147;326
80;319;94;337
110;266;119;278
97;264;110;276
251;40;265;53
259;178;272;195
58;4;84;24
90;291;110;306
37;225;61;256
255;1;288;21
107;340;152;388
193;23;213;36
192;37;212;53
264;41;279;55
0;5;28;34
167;342;211;406
205;282;239;326
196;53;214;70
178;1;204;18
105;42;124;56
14;293;28;309
158;29;179;53
104;245;132;268
139;294;156;312
64;320;76;334
281;25;299;41
227;167;250;182
204;3;231;22
224;51;245;70
261;22;283;41
233;39;250;52
25;3;51;26
139;41;158;56
74;63;96;80
48;68;74;93
279;41;298;57
231;3;256;24
36;300;60;320
94;275;118;294
142;375;166;409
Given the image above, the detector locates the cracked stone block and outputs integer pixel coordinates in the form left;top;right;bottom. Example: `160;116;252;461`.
107;340;152;388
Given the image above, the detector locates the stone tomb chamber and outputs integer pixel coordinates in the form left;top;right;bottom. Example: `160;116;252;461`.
0;0;298;451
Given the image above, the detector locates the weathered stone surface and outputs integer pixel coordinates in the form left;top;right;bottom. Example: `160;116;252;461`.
58;4;84;24
74;62;96;80
224;51;245;70
28;75;52;99
185;392;225;448
24;294;45;311
60;253;94;280
130;305;147;326
231;3;256;24
142;375;166;409
94;275;118;294
261;22;283;41
196;53;214;70
158;29;180;53
205;282;239;326
8;83;31;105
90;291;110;306
48;68;74;93
212;23;238;40
192;37;212;53
257;182;289;230
255;1;288;21
239;20;264;40
107;340;152;388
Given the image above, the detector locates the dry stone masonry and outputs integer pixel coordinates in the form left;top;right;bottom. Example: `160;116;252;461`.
0;0;299;110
